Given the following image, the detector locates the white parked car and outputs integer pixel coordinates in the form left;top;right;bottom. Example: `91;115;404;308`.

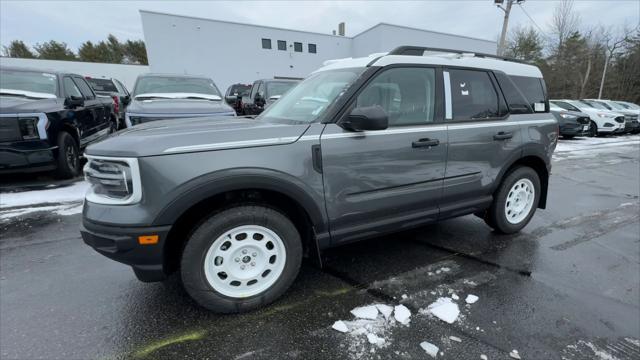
551;100;625;136
582;99;639;134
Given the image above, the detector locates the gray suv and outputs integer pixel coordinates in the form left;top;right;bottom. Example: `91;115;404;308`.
81;46;558;313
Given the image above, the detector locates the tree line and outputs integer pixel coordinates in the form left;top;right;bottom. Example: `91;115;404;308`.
503;0;639;103
2;34;148;65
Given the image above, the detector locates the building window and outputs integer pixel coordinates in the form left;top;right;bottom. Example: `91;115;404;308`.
294;42;302;52
308;43;317;53
262;38;272;49
277;40;287;51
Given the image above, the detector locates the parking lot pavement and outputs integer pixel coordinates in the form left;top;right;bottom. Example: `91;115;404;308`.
1;135;639;360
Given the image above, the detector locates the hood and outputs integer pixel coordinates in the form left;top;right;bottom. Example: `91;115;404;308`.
0;96;62;114
86;116;310;157
551;109;588;118
127;98;234;115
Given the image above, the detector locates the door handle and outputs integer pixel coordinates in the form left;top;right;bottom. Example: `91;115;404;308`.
493;131;513;140
412;138;440;148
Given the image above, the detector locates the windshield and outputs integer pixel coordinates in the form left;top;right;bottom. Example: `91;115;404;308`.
551;101;579;112
0;69;58;97
618;102;640;110
259;68;364;123
580;100;608;110
134;76;221;97
267;81;298;97
605;101;626;111
86;78;117;92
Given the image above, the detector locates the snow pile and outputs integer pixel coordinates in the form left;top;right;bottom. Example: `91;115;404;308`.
0;181;88;207
332;303;413;358
420;341;439;358
1;181;88;221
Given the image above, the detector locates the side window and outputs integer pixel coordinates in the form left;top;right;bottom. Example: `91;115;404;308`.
73;77;95;99
449;69;499;121
356;67;436;126
257;82;265;98
509;75;547;112
63;77;82;98
249;82;258;99
494;72;531;114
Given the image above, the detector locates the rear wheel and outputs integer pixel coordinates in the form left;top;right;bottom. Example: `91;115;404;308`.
53;131;80;179
562;135;574;139
485;166;540;234
180;206;302;313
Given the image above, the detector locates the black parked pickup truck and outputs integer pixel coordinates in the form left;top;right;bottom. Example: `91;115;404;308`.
85;77;131;129
0;67;117;179
241;79;299;116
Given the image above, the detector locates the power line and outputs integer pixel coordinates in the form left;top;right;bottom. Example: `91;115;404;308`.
518;3;548;38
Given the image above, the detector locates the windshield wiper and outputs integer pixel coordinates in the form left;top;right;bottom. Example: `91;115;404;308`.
183;96;220;101
0;92;28;98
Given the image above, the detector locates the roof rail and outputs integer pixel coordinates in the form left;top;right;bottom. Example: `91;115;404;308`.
388;46;527;64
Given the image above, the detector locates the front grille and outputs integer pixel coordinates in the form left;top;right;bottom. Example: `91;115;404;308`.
576;116;589;125
0;117;21;142
614;116;624;124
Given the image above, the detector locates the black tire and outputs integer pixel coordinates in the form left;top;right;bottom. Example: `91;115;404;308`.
562;135;574;140
180;205;302;313
53;131;80;179
485;166;541;234
589;121;598;137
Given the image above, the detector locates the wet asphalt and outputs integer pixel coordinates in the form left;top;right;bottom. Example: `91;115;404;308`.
1;139;639;360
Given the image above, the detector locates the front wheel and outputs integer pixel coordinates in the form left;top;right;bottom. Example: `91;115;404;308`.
485;166;541;234
589;121;598;137
180;206;302;313
53;131;80;179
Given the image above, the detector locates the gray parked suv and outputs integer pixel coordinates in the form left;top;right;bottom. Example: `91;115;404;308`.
81;46;558;313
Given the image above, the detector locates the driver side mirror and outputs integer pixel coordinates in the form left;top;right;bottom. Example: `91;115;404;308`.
65;95;84;108
340;105;389;132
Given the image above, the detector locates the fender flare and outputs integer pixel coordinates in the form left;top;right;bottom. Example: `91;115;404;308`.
152;168;329;234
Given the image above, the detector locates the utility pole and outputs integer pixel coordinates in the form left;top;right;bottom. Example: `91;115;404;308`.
496;0;524;56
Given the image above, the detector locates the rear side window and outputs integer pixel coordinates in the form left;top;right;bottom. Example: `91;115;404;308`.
510;75;547;112
86;78;118;92
494;72;531;114
448;69;499;121
356;67;436;126
551;101;580;112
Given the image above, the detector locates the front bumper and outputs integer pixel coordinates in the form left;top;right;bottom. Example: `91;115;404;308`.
80;219;172;282
559;124;589;136
0;140;57;174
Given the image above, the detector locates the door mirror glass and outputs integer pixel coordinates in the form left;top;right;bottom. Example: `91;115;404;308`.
341;105;389;131
123;95;131;105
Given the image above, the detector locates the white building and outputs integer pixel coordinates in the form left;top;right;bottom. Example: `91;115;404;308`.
140;10;497;93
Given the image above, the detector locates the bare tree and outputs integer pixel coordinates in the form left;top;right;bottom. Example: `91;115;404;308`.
597;25;637;99
550;0;580;49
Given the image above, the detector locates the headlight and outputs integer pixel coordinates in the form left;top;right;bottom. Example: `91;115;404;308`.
84;156;142;205
597;113;613;118
559;113;576;119
19;117;40;140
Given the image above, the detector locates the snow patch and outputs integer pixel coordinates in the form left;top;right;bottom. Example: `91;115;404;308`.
509;349;521;359
350;305;379;320
465;294;479;304
480;355;488;360
0;203;82;220
0;181;88;207
366;333;385;346
420;341;439;358
332;320;349;333
393;304;411;325
424;297;460;324
449;336;462;343
375;304;393;320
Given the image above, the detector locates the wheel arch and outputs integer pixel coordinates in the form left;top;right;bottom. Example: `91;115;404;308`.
497;151;550;209
155;170;328;274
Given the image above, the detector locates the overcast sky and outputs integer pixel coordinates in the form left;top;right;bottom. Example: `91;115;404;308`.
1;0;638;51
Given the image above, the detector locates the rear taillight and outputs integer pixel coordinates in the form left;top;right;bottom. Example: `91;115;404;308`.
112;95;120;114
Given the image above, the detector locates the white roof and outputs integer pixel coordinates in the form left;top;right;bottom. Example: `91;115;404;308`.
314;53;542;78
